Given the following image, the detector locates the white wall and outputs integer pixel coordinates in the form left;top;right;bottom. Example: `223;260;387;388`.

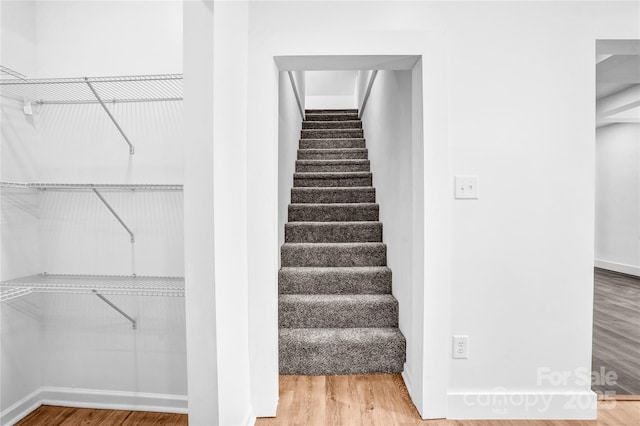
238;0;640;420
211;2;253;425
305;70;357;109
355;70;373;112
183;1;219;424
34;1;182;77
1;2;44;420
595;123;640;276
278;72;304;250
360;69;415;383
1;1;186;421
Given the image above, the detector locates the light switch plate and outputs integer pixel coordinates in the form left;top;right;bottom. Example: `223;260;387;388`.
455;175;479;199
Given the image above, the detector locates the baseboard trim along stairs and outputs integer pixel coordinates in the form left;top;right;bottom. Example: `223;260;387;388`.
279;108;406;375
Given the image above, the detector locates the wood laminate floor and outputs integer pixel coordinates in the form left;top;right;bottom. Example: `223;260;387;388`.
592;268;640;396
15;407;187;426
255;374;640;426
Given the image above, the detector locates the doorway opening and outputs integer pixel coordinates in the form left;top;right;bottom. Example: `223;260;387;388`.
593;39;640;398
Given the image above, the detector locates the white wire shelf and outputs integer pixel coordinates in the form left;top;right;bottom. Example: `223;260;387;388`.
0;73;183;104
1;274;185;300
0;182;183;191
1;286;33;303
0;71;182;155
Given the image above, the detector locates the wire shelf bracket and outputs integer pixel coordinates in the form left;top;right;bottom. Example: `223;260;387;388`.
93;290;137;329
85;78;134;154
92;188;135;243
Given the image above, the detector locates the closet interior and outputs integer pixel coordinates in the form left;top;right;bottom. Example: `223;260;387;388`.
0;2;186;424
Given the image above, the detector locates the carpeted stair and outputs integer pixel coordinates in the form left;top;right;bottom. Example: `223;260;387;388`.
279;108;406;375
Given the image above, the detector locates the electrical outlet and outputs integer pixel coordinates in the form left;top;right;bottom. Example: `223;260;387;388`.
452;335;469;359
455;176;479;199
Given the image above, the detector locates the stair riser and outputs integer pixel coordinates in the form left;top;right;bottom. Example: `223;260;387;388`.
291;188;376;204
298;149;368;160
302;121;362;129
296;162;370;173
294;176;372;187
281;244;387;267
299;139;366;149
279;330;406;375
301;129;364;139
288;205;379;222
279;268;392;294
285;223;382;243
279;298;398;328
305;113;359;121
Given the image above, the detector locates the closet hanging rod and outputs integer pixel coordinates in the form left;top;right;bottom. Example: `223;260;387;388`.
0;182;184;191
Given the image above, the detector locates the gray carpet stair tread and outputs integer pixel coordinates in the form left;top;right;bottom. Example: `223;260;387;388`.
295;159;370;173
279;327;406;375
288;203;379;222
279;294;398;328
297;148;368;160
281;242;387;267
285;221;382;243
302;120;362;129
299;138;366;149
301;129;364;139
291;187;376;203
279;266;392;294
294;172;372;187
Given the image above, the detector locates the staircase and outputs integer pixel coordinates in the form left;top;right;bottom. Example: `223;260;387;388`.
279;108;406;375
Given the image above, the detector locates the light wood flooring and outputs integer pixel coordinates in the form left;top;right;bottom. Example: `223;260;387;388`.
255;374;639;426
592;268;640;395
13;375;640;425
15;406;187;425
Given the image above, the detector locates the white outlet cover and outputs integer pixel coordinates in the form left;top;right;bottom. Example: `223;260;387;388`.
452;335;469;359
455;175;479;199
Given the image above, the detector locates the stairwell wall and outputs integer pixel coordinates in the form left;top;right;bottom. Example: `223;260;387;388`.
359;69;416;386
279;71;305;251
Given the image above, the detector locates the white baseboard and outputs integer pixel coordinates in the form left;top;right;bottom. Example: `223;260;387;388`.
1;387;187;426
401;364;421;415
1;388;42;426
595;259;640;277
448;391;597;420
242;414;257;426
